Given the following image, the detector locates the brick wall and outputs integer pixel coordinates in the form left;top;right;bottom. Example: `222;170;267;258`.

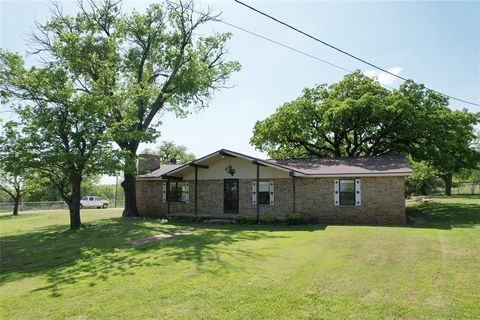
136;176;406;224
294;177;406;224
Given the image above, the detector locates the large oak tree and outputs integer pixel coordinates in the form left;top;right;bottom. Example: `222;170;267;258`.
251;71;479;195
26;0;240;217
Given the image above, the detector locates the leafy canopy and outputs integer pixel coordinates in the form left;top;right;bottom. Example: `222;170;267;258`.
143;140;196;164
30;0;241;153
251;71;478;163
0;49;120;207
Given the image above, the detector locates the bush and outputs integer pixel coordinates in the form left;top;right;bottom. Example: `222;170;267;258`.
286;213;300;225
259;215;278;224
234;215;257;224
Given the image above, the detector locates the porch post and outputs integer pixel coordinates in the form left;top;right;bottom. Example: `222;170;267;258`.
194;166;198;216
256;163;260;220
290;172;296;213
167;179;171;215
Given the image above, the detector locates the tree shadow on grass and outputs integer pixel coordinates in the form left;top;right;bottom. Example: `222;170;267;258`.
406;202;480;229
1;218;319;297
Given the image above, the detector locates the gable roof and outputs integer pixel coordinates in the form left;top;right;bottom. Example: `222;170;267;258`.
137;149;412;179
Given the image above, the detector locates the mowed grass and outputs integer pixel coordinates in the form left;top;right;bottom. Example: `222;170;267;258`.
1;198;479;319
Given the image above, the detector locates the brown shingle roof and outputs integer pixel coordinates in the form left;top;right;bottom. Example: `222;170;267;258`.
138;164;182;178
267;155;412;176
136;149;412;179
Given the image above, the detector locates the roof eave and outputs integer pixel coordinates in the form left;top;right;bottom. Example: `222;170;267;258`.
164;148;305;176
302;172;412;177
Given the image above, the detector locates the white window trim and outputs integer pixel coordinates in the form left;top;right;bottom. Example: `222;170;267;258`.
355;179;361;206
335;179;361;206
252;181;274;206
162;181;167;202
334;179;340;206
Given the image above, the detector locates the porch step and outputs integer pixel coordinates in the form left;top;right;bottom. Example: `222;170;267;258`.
203;218;234;225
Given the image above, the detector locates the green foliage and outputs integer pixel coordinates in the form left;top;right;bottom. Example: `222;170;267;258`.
142;140;196;164
251;71;479;196
412;108;479;183
455;169;480;195
18;0;239;215
285;213;300;225
405;159;441;195
28;0;240;162
0;46;122;226
24;184;62;202
251;71;448;158
234;215;258;224
0;122;48;214
1;0;240;216
259;215;279;224
235;215;279;224
81;178;112;200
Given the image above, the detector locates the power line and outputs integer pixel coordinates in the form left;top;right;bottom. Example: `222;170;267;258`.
165;1;395;88
218;20;398;91
219;20;353;74
233;0;480;107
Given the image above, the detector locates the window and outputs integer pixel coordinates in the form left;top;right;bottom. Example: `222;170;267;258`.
258;181;271;205
339;179;355;205
168;182;189;202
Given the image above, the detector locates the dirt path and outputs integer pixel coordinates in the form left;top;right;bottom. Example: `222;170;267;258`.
125;226;208;245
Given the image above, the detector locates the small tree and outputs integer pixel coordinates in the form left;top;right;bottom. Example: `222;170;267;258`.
0;171;37;215
0;52;120;229
405;159;439;196
413;109;479;196
0;122;41;215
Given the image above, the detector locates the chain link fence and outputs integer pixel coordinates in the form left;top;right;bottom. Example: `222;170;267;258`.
0;199;120;214
434;182;479;195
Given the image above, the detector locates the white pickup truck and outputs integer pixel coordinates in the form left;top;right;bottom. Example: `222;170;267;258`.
80;196;109;209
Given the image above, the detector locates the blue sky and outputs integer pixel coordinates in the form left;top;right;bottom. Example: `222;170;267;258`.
1;1;479;183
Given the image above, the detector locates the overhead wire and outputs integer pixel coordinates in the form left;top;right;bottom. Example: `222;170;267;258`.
233;0;480;107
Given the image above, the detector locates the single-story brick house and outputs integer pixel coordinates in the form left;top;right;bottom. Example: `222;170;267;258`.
136;149;412;224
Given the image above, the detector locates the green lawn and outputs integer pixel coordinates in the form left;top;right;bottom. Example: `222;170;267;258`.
1;198;479;319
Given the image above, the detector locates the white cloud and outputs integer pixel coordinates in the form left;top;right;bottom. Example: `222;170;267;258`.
364;66;403;86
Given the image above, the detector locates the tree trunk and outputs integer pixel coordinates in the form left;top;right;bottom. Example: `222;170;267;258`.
68;173;82;230
12;197;20;216
117;142;140;217
121;172;138;217
418;184;428;196
442;173;453;197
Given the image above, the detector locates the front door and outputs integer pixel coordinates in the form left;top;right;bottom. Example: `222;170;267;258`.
224;179;239;213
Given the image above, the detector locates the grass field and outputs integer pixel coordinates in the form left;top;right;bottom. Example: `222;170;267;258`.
1;197;479;319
